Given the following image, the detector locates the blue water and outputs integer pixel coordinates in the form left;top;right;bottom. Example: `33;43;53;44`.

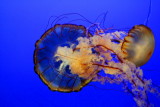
1;0;160;107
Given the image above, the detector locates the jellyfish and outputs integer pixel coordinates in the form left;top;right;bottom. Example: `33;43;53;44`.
34;24;93;92
34;23;159;107
122;25;155;66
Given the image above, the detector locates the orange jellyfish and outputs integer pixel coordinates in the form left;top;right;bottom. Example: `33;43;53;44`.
122;25;155;66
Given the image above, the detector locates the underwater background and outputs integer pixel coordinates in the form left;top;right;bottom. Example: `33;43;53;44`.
1;0;160;107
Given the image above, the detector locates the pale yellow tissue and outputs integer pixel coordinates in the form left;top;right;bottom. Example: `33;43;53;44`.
55;45;100;78
55;46;74;61
121;63;131;73
104;33;113;39
103;52;112;61
68;53;98;78
77;37;90;48
136;67;143;77
90;36;101;46
108;61;121;69
104;68;120;75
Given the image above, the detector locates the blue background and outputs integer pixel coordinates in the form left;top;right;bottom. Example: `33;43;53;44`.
1;0;160;107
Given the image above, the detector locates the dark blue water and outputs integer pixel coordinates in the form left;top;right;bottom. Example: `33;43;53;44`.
1;0;160;107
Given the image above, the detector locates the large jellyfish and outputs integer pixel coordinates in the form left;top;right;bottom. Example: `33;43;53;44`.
34;23;159;107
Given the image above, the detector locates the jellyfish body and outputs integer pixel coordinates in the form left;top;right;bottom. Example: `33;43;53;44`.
34;24;159;107
122;25;155;66
34;24;93;92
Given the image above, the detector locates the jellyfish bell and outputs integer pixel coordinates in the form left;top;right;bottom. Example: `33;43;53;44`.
121;24;155;66
34;24;93;92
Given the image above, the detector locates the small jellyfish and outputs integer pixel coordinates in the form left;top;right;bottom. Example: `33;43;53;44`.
34;23;159;107
122;25;155;66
